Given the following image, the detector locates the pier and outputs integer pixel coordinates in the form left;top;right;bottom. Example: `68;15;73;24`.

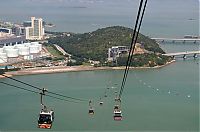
151;37;200;43
163;50;200;59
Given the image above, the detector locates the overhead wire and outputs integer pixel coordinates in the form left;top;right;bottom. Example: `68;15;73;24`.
0;82;80;103
119;0;148;99
119;0;144;99
1;82;39;94
1;74;88;102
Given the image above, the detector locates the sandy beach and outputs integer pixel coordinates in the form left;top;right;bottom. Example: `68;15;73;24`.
0;60;175;78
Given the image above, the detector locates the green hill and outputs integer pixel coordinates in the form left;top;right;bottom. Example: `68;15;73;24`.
48;26;172;67
49;26;164;60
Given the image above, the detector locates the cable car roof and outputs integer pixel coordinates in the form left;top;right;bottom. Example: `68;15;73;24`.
114;110;121;113
40;110;54;115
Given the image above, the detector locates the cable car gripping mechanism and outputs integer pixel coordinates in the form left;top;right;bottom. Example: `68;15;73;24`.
40;88;48;110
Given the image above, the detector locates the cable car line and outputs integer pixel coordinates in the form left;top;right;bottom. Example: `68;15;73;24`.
119;0;148;99
119;0;148;98
1;74;41;90
112;0;148;121
0;82;39;94
119;0;145;98
0;82;81;104
47;91;87;102
45;93;80;103
1;74;88;102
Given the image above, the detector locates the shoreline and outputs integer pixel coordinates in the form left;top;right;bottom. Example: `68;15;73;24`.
0;60;175;78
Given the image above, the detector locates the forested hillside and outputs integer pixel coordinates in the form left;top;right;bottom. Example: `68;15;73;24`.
48;26;164;61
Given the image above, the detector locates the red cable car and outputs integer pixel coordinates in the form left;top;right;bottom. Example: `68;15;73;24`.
88;107;95;115
38;88;54;129
38;110;54;129
88;100;94;115
113;110;122;121
113;97;122;121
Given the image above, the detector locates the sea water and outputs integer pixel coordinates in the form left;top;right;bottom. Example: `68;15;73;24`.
0;0;198;36
0;42;199;131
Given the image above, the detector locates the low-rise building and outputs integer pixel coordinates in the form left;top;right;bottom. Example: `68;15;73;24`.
0;28;12;35
108;46;129;61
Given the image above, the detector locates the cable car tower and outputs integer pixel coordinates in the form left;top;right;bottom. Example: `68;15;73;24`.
38;88;54;129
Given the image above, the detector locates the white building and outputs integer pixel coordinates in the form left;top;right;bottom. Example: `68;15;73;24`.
25;17;44;40
0;42;43;64
108;46;129;61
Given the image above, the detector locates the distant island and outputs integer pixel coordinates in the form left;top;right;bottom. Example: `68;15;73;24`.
48;26;173;67
188;18;196;21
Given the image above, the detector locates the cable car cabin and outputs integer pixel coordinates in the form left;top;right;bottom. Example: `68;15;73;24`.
99;101;103;106
115;97;121;102
88;108;94;115
114;105;119;110
113;110;122;121
115;97;119;101
38;110;54;129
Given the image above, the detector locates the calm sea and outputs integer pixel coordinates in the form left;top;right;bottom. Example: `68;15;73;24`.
0;0;199;37
0;0;199;131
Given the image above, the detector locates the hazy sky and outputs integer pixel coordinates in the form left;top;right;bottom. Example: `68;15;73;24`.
0;0;198;35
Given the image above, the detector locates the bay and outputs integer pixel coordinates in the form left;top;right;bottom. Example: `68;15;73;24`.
0;0;199;131
0;42;199;131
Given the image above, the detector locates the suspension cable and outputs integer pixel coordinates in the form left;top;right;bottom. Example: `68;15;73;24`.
119;0;144;98
1;82;39;94
119;0;148;98
1;74;88;102
0;82;80;103
119;0;148;99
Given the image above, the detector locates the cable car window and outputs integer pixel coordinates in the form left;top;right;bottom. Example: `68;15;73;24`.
38;114;52;123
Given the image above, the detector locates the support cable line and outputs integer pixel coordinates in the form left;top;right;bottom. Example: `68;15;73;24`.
0;82;80;103
119;0;144;99
119;0;148;99
1;74;88;102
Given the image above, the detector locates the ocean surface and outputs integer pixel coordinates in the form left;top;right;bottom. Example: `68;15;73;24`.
0;0;199;131
0;0;199;37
